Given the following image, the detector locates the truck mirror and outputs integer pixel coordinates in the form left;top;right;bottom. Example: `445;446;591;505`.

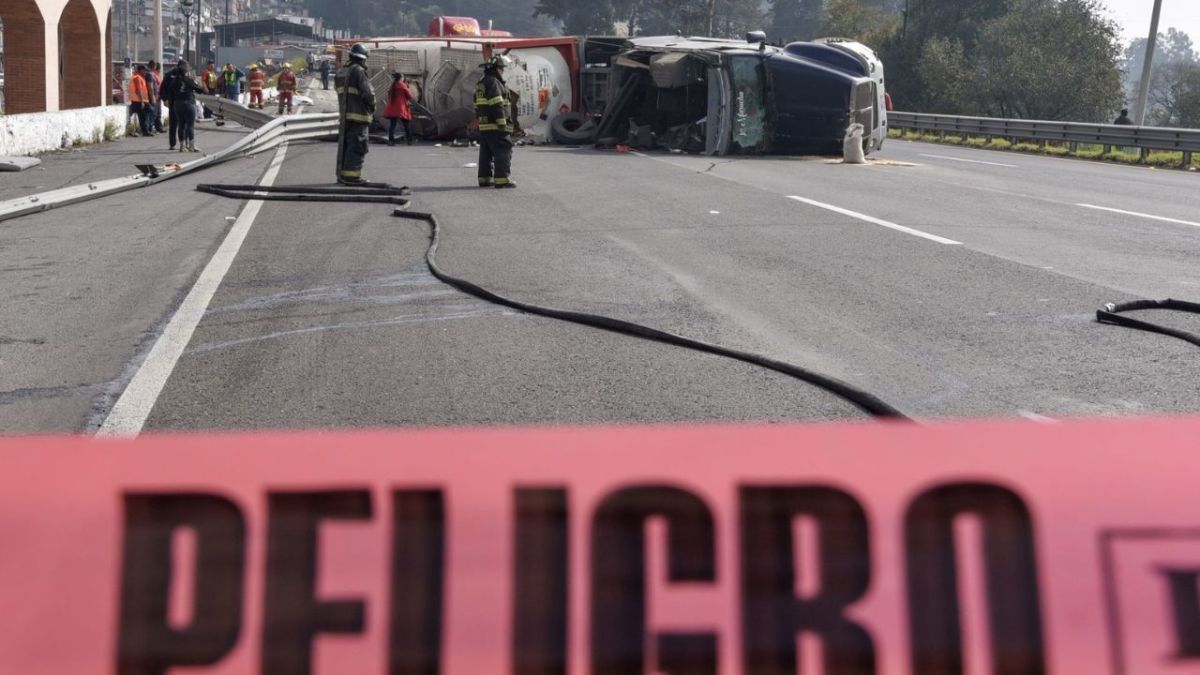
746;31;767;44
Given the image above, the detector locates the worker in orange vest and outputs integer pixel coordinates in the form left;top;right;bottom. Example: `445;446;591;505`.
276;63;297;115
247;65;266;109
128;64;153;136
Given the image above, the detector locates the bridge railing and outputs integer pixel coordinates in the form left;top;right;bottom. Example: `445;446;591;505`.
888;111;1200;166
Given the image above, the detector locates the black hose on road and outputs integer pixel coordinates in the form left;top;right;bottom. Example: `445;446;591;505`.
192;180;911;420
394;209;911;420
1097;299;1200;348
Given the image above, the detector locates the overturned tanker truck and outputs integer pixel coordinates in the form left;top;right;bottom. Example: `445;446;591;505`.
343;30;887;156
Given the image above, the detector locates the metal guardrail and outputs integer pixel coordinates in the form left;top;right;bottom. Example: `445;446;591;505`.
0;106;339;224
889;111;1200;163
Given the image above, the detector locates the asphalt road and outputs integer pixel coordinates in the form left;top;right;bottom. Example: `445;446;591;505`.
3;133;1199;434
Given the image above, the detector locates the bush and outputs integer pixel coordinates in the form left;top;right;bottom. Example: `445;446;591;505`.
103;119;119;142
987;138;1012;150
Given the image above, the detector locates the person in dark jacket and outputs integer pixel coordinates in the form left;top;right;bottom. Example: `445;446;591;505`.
474;54;516;188
169;60;205;153
1113;108;1134;125
159;62;182;149
320;59;332;90
334;44;376;185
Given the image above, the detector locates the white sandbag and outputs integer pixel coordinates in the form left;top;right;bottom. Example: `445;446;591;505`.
843;122;866;164
0;156;41;172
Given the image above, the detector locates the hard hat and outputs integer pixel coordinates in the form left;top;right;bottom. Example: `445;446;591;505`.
482;54;512;70
349;43;369;62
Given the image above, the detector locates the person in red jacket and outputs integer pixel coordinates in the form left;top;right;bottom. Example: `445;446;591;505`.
276;63;297;114
247;65;266;109
384;72;414;146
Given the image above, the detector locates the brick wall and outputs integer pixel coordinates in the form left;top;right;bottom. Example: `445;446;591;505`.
1;0;47;114
60;0;102;110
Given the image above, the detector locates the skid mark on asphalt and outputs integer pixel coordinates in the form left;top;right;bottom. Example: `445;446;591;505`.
184;306;516;356
206;270;458;314
0;382;101;405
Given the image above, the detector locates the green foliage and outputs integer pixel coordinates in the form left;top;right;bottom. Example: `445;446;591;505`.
893;123;1198;168
534;0;763;37
631;0;765;38
820;0;899;45
882;0;1122;121
918;37;971;113
534;0;636;34
770;0;823;42
972;0;1123;121
301;0;556;37
1162;63;1200;128
103;119;119;142
1123;28;1197;115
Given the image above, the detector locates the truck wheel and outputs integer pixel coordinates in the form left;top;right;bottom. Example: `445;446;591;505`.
552;112;597;144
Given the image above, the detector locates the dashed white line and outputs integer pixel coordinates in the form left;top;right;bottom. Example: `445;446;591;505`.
919;153;1018;168
96;144;290;437
786;195;963;245
1018;411;1058;423
1077;203;1200;229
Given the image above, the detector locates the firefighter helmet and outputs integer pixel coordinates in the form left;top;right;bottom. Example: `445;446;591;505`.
349;43;369;62
482;54;512;70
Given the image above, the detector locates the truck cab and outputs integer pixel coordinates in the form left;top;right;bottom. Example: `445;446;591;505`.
592;35;883;156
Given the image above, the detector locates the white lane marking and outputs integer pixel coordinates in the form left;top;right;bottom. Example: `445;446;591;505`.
785;195;963;245
96;144;289;437
1077;203;1200;229
919;153;1018;168
1018;411;1058;423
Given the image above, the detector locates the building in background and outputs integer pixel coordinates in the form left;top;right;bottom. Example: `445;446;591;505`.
0;0;112;114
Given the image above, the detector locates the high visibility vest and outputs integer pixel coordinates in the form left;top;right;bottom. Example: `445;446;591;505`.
203;69;219;90
224;70;238;87
129;74;149;104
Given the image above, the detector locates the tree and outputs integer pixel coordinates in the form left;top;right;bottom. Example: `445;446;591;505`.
972;0;1122;121
1160;62;1200;127
918;37;972;112
1123;28;1198;124
534;0;638;34
770;0;824;42
633;0;764;37
820;0;900;46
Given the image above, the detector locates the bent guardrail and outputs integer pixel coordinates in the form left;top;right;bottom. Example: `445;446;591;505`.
889;111;1199;166
0;111;339;224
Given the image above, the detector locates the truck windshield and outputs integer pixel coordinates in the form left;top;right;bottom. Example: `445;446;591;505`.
728;56;768;152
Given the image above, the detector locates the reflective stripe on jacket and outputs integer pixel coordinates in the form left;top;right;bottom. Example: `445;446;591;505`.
474;73;509;132
335;62;376;124
248;71;265;91
277;72;296;92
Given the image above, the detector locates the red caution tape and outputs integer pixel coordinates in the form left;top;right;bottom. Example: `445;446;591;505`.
1;418;1198;673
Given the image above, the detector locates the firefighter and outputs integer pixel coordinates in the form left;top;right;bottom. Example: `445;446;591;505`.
276;63;297;115
334;43;376;185
247;64;266;109
474;54;516;188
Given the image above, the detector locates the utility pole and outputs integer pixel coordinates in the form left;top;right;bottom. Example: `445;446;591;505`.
1133;0;1164;125
153;0;162;67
